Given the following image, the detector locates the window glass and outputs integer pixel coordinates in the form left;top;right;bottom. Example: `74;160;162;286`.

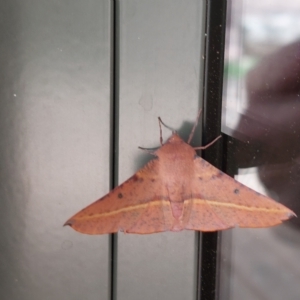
220;1;300;299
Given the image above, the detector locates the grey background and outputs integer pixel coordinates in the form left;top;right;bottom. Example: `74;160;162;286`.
0;1;111;299
0;1;205;299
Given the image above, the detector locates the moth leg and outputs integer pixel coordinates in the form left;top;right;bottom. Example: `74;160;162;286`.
193;135;222;150
138;146;157;155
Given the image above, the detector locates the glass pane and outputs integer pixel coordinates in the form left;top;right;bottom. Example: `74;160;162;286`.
0;1;111;299
220;1;300;299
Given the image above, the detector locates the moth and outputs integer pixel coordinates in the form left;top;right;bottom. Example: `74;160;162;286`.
64;112;295;234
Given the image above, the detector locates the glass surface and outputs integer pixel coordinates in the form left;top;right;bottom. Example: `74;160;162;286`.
0;1;111;299
116;1;204;299
220;1;300;299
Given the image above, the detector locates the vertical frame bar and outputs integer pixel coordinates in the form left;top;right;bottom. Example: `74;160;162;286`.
198;1;227;300
110;1;119;300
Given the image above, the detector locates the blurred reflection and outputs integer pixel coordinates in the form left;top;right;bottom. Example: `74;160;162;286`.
234;41;300;228
220;2;300;300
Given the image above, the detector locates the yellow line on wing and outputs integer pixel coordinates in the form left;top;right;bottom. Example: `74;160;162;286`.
191;199;285;213
78;198;287;222
80;200;170;220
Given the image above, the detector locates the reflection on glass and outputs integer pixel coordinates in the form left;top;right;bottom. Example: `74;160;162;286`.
220;1;300;299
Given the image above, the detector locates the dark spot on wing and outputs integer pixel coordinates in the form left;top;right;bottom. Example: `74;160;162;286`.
151;178;156;182
132;175;139;182
132;174;144;182
198;177;203;180
118;193;123;199
234;189;239;194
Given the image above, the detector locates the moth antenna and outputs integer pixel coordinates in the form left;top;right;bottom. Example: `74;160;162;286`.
158;117;176;145
138;146;156;156
187;109;202;144
158;117;164;145
193;135;222;150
